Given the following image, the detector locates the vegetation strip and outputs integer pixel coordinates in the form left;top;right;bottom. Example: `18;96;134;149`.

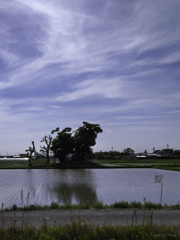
2;201;180;212
1;158;180;170
0;217;180;240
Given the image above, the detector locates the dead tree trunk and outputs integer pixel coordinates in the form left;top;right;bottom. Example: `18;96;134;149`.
26;141;36;166
40;135;52;163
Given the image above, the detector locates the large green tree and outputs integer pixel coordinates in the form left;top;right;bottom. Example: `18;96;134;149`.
51;127;74;162
122;148;134;156
50;122;103;162
73;122;103;161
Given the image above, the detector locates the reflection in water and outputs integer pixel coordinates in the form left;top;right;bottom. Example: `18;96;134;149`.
0;169;100;208
51;169;100;206
1;168;180;208
52;183;99;206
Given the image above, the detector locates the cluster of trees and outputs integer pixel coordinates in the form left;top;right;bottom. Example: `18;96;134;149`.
94;148;180;160
26;122;103;165
95;148;135;160
154;149;180;158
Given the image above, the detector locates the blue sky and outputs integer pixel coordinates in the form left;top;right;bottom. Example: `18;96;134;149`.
0;0;180;155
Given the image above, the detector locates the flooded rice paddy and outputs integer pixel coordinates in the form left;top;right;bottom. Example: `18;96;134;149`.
0;168;180;209
0;158;28;161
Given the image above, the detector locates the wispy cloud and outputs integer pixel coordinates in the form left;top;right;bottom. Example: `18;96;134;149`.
0;0;180;154
56;78;124;101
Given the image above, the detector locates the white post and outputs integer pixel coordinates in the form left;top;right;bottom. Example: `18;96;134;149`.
155;175;163;204
160;180;163;204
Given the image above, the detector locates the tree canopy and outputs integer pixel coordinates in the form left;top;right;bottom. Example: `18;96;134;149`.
51;122;103;162
73;122;103;161
51;127;74;162
122;148;134;156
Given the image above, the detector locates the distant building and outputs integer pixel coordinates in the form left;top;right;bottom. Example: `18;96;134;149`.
34;152;42;157
127;155;137;160
136;156;147;159
19;153;27;158
147;153;158;158
66;154;73;159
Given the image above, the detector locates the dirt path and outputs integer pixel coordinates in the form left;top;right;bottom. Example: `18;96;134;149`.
1;209;180;228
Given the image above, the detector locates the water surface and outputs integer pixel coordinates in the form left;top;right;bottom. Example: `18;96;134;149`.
0;168;179;208
0;158;28;161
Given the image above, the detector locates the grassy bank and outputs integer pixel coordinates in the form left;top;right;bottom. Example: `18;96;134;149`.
0;217;180;240
1;200;180;239
2;201;180;212
1;158;180;170
0;159;108;169
92;159;180;171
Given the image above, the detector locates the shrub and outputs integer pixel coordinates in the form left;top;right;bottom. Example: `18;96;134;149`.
50;202;59;209
93;203;104;209
12;204;17;210
112;201;129;208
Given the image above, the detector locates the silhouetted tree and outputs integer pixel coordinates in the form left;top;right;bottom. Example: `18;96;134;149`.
51;127;74;162
50;122;103;162
40;135;52;163
122;148;134;157
73;122;103;161
26;141;35;166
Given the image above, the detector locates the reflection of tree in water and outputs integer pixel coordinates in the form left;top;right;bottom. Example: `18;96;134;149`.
51;170;101;206
52;183;99;206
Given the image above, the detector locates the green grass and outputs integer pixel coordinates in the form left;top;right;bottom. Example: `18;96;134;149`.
93;203;104;209
2;201;180;212
1;158;180;170
1;201;180;239
2;203;91;211
92;159;180;171
0;159;108;169
0;217;180;240
110;201;165;209
92;158;180;164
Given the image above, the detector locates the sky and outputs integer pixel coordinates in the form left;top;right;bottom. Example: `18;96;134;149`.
0;0;180;155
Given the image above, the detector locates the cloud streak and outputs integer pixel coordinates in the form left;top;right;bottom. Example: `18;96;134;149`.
0;0;180;154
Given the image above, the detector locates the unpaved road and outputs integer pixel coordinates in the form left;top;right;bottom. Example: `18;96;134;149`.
0;209;180;228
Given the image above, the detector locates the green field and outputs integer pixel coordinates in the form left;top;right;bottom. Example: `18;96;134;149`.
0;218;179;240
1;158;180;170
0;159;106;169
91;158;180;170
